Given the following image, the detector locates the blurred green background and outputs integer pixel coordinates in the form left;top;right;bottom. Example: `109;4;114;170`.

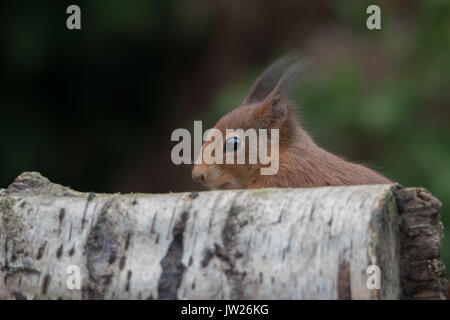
0;1;449;274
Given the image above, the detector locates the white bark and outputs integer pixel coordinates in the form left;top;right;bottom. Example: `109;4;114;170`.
0;172;446;300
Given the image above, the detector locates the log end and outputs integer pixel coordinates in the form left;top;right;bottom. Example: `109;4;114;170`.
4;171;83;197
396;187;447;300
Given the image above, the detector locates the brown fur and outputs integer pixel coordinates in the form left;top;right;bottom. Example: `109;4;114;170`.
192;57;391;190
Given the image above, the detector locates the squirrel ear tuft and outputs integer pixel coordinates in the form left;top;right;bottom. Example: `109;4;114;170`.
242;55;296;105
244;54;307;128
242;54;306;106
254;91;288;128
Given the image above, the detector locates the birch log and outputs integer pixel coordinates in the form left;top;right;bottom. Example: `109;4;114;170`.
0;172;446;300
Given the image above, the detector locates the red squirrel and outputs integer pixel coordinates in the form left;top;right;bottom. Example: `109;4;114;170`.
192;56;391;189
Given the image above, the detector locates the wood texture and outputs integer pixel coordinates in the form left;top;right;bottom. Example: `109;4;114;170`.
396;188;447;299
0;172;446;299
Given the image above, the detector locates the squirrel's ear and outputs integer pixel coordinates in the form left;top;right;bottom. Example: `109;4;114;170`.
253;90;288;128
245;55;306;128
242;55;297;105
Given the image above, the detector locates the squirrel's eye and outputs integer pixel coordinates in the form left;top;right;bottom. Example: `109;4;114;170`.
224;137;241;152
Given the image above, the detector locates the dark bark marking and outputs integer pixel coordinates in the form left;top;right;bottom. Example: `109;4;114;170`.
108;250;117;264
125;232;131;250
68;245;75;257
36;241;47;260
157;211;189;300
201;248;215;268
217;204;248;298
309;203;316;221
337;262;351;300
12;291;27;300
68;223;72;241
188;191;199;199
41;274;51;295
119;256;127;270
328;217;333;226
87;192;96;202
81;193;95;230
59;208;66;222
56;244;64;259
150;213;157;234
84;217;120;299
125;270;132;292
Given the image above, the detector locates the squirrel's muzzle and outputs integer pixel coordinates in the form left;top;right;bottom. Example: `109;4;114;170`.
192;165;206;184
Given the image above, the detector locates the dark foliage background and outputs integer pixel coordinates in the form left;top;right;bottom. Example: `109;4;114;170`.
1;1;449;272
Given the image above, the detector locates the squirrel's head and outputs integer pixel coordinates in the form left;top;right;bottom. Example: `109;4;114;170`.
192;56;307;190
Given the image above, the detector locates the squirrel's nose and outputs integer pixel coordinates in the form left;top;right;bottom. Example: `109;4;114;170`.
192;166;205;184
